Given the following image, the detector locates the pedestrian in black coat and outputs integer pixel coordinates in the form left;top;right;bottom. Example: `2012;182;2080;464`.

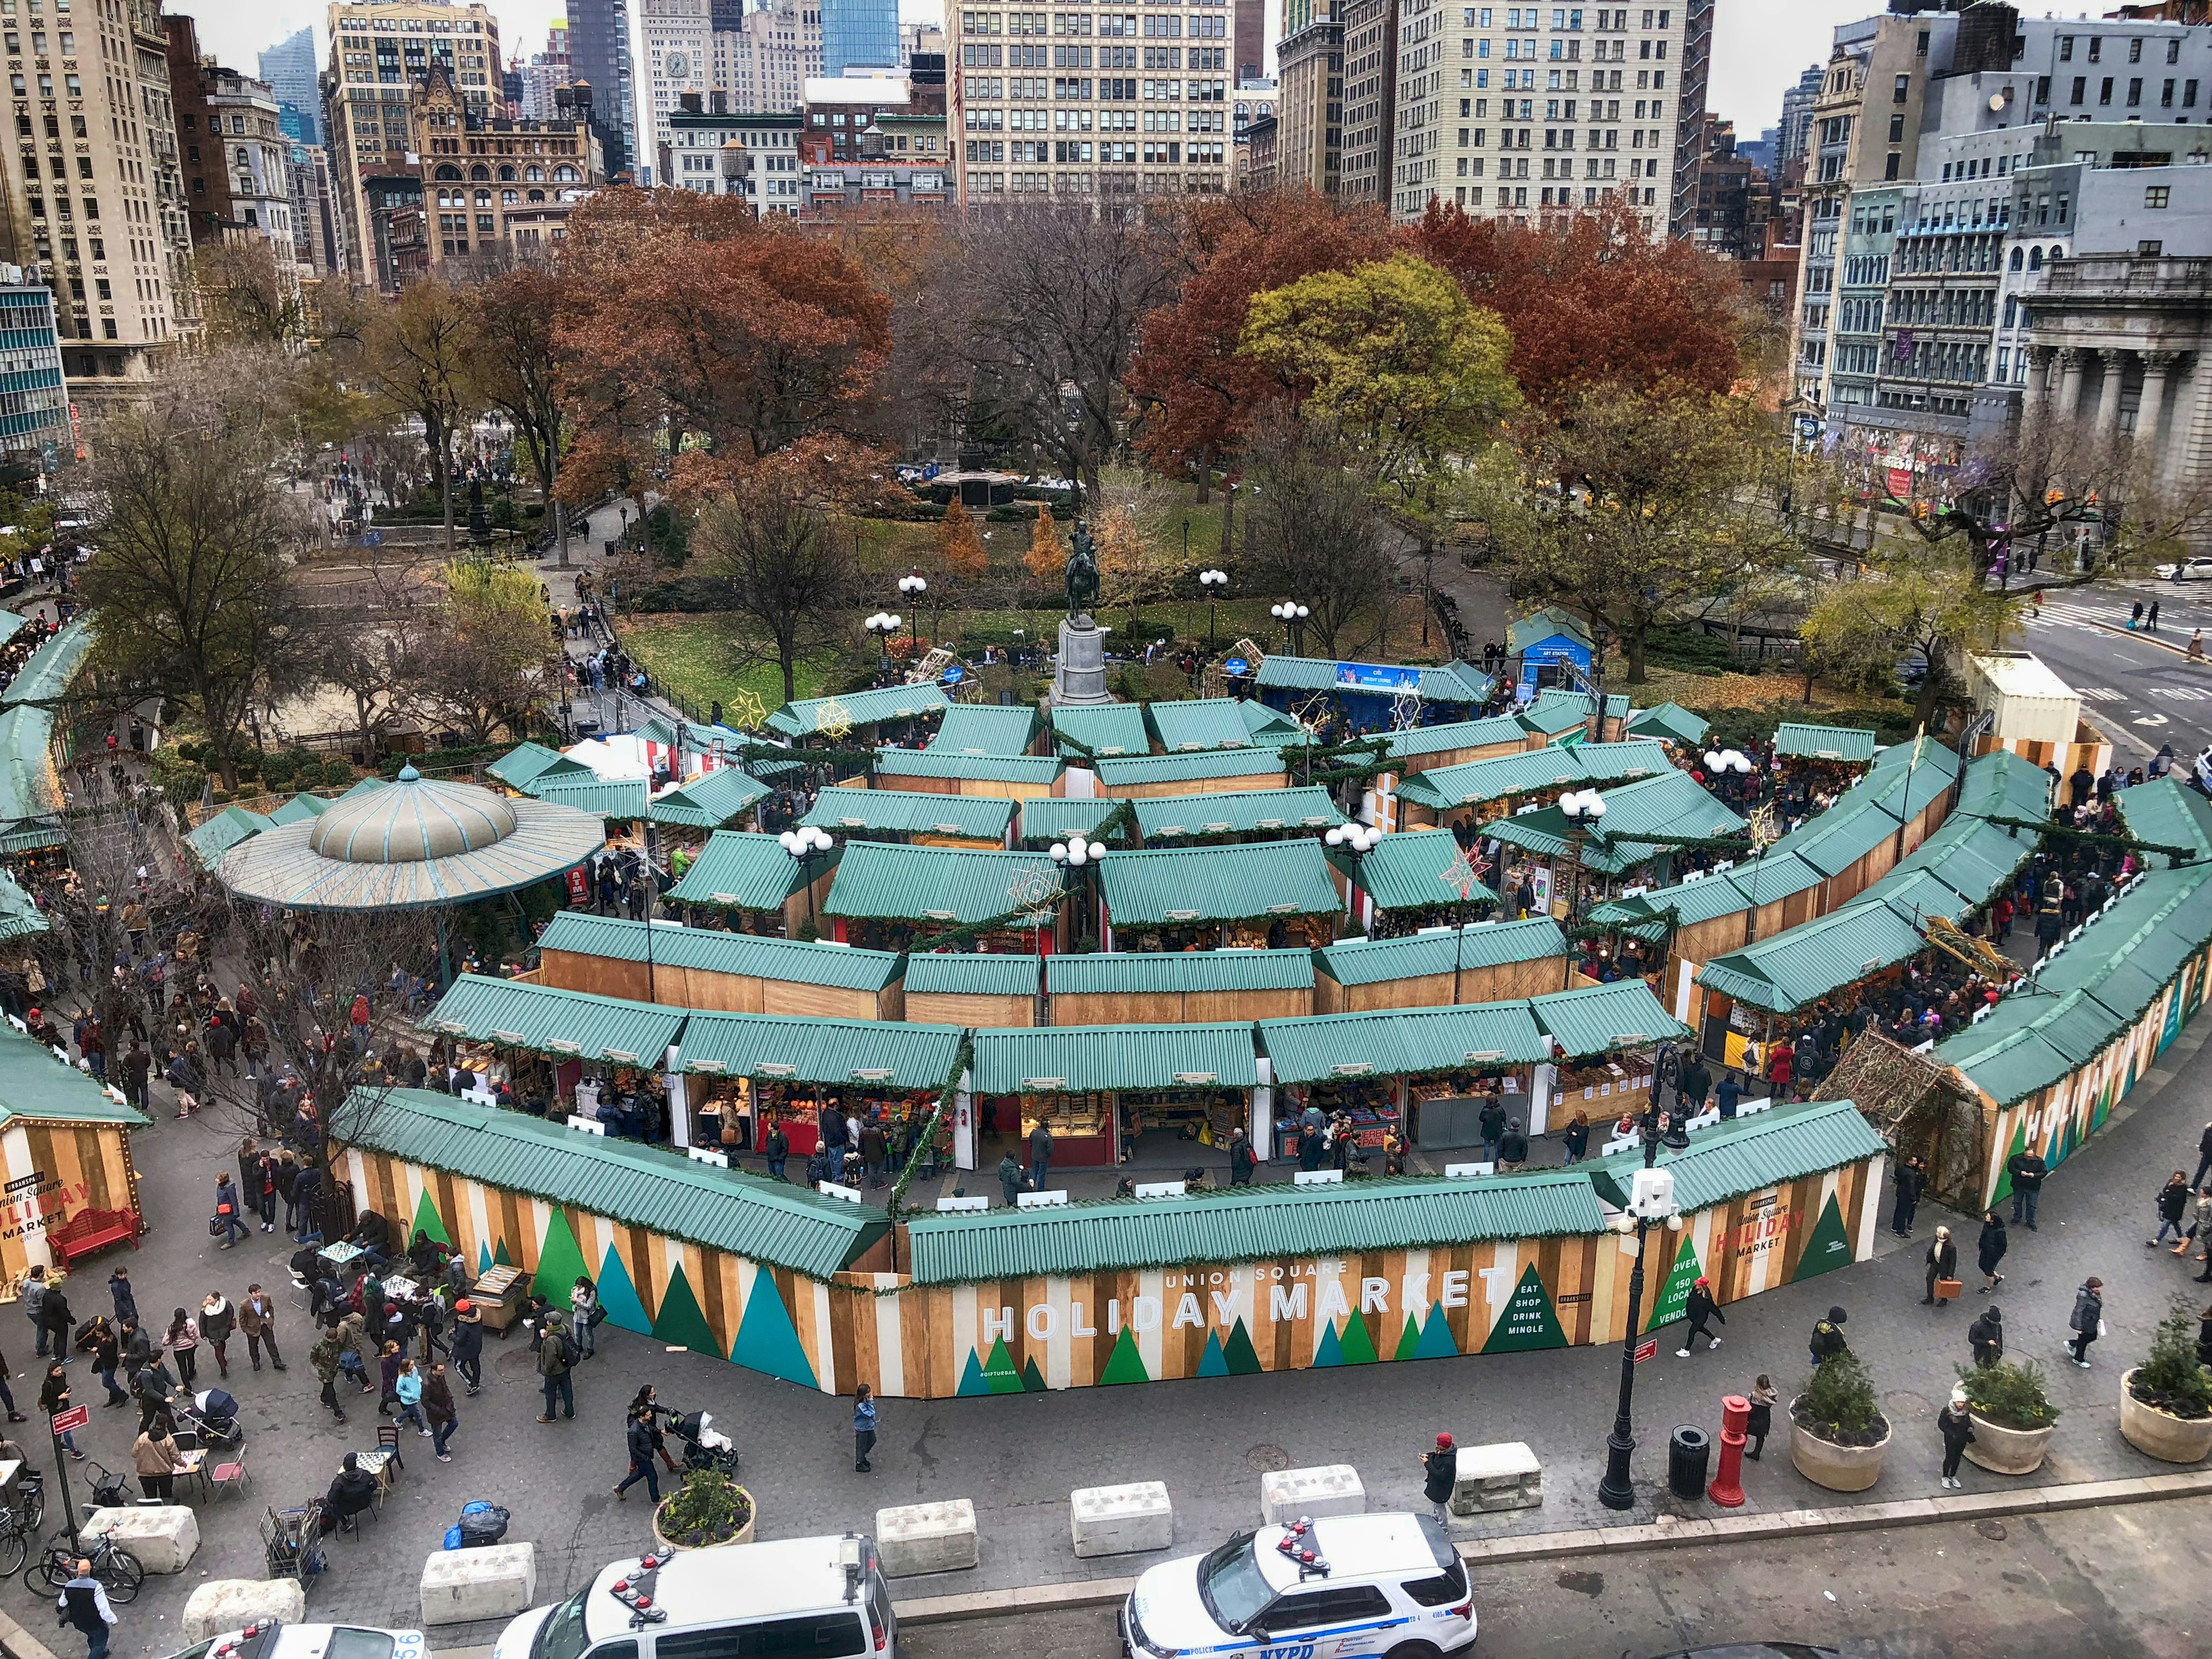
1677;1277;1724;1357
2067;1278;2103;1367
1891;1156;1926;1237
1922;1226;1958;1306
1967;1305;2003;1368
1976;1210;2008;1291
1422;1432;1457;1524
1809;1306;1850;1365
1744;1377;1776;1461
1937;1393;1976;1488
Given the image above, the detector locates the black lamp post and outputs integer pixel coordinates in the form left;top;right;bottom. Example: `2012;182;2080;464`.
1200;569;1228;652
1597;1101;1688;1511
1050;835;1106;950
781;826;834;934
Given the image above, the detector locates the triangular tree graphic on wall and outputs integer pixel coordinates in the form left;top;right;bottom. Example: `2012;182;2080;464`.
1099;1326;1150;1385
409;1188;451;1248
1790;1194;1854;1282
651;1262;719;1354
1196;1331;1230;1377
1991;1122;2028;1206
1644;1233;1704;1334
596;1243;652;1336
1336;1313;1378;1365
531;1207;591;1305
1221;1319;1264;1376
729;1272;817;1389
1481;1264;1568;1354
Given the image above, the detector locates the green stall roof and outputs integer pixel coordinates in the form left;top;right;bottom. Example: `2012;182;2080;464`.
264;793;334;828
0;618;89;706
487;742;591;791
1527;687;1631;727
1314;917;1569;987
1506;608;1593;654
0;1025;147;1126
1047;948;1315;997
649;767;770;830
902;952;1043;998
903;1168;1602;1286
824;841;1065;925
1132;786;1345;841
1098;839;1341;927
1147;698;1268;752
971;1022;1260;1095
1860;866;1978;926
801;786;1014;842
1393;741;1672;810
185;804;275;866
1486;770;1745;876
331;1089;884;1282
1350;828;1495;914
1773;722;1879;763
1093;748;1290;789
1585;1097;1888;1214
1251;656;1494;703
929;703;1041;757
0;868;46;941
535;911;903;991
0;704;59;825
665;830;831;912
525;775;652;820
1950;748;2055;824
2117;776;2212;868
766;682;948;738
1529;980;1689;1058
1884;815;2035;908
422;974;685;1066
1694;897;1933;1014
1380;714;1535;762
1624;703;1711;748
0;611;21;647
1257;1002;1548;1086
1016;797;1127;846
872;748;1065;787
679;1010;964;1090
1051;703;1153;757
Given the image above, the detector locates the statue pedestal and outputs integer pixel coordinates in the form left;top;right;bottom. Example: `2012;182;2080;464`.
1051;618;1115;707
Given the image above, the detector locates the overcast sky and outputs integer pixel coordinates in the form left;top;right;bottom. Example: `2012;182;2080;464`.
202;0;1872;151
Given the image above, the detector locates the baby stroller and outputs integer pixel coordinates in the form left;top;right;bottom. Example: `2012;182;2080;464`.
658;1408;738;1476
172;1388;244;1453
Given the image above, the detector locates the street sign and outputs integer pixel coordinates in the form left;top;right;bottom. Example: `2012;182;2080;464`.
50;1404;88;1433
1632;1338;1658;1366
1224;658;1249;676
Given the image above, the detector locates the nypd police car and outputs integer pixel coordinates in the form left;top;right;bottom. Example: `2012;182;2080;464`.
1122;1512;1476;1658
162;1624;426;1659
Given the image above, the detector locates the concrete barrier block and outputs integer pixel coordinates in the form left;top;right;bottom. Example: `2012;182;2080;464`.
183;1580;306;1640
1260;1465;1365;1525
84;1505;199;1573
1070;1482;1173;1559
877;1499;980;1577
419;1541;539;1626
1449;1441;1543;1516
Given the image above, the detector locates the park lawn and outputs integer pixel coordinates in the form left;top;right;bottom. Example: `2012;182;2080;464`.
620;613;839;718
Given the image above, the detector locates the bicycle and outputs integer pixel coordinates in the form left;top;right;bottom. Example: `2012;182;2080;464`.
0;1499;31;1578
25;1527;143;1602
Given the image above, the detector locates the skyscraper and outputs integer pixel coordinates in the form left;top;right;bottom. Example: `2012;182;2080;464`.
822;0;897;75
569;0;641;177
260;25;323;145
1776;63;1821;164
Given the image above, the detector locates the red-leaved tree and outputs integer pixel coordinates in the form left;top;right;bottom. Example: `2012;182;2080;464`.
1411;199;1743;411
1126;191;1399;495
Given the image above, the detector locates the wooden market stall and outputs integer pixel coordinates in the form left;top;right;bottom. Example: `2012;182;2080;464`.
1257;1001;1551;1156
1093;748;1289;800
872;749;1065;804
967;1021;1261;1171
1390;741;1673;831
1015;797;1127;850
1527;980;1691;1139
1051;703;1154;760
1046;948;1314;1025
1522;688;1630;744
676;1012;964;1165
1377;714;1545;777
823;840;1070;953
802;786;1015;849
1129;787;1345;846
422;974;688;1127
1145;698;1305;753
535;911;906;1020
928;703;1043;757
665;830;842;937
765;683;949;747
902;953;1042;1028
1486;768;1747;916
485;741;592;794
1249;654;1494;735
1096;839;1343;951
0;1025;147;1278
1312;917;1572;1012
1341;827;1496;935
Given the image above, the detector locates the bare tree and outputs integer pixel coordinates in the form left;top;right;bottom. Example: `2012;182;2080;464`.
468;264;572;563
1240;415;1396;658
946;206;1176;505
357;280;479;550
691;475;865;702
192;237;309;350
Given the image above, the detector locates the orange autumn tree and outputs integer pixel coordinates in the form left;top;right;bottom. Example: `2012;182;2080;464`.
1409;198;1743;412
936;498;989;578
553;187;894;504
1024;502;1063;582
1127;191;1399;494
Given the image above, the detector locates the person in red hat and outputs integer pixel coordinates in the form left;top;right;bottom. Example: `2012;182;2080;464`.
1422;1432;1457;1524
450;1298;485;1396
1677;1277;1725;1358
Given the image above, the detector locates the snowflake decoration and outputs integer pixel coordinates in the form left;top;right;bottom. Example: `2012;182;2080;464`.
724;688;768;734
1006;862;1060;923
1441;846;1484;903
814;695;854;742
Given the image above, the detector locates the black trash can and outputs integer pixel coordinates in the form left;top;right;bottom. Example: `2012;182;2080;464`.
1667;1424;1711;1499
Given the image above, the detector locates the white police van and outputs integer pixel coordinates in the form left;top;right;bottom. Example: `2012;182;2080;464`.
1122;1513;1476;1658
493;1533;896;1659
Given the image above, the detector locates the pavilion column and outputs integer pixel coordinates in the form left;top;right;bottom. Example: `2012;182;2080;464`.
2135;350;2180;490
2093;347;2131;449
2056;346;2090;422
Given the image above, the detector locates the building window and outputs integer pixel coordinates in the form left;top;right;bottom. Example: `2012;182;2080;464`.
2145;185;2169;209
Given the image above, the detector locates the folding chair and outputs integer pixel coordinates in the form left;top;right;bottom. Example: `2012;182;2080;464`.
209;1455;250;1503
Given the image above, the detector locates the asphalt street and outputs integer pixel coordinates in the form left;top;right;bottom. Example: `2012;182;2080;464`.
2016;578;2212;767
898;1495;2212;1659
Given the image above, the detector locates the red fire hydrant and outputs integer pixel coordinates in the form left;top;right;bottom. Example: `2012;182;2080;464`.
1708;1393;1749;1508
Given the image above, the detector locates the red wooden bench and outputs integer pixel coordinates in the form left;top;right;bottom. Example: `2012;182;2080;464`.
51;1207;139;1266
